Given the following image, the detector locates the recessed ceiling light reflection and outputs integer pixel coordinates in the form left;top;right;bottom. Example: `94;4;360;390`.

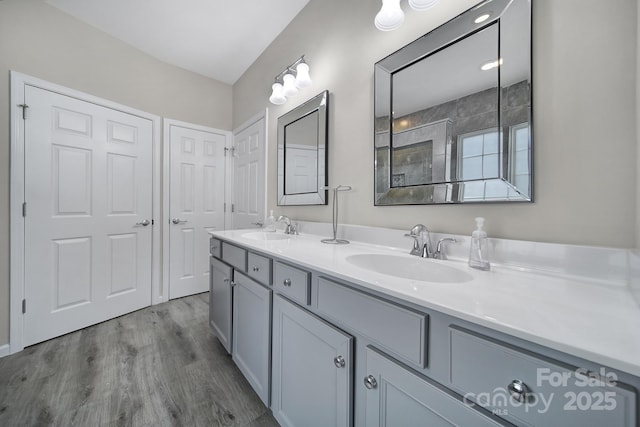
480;58;503;71
474;13;491;24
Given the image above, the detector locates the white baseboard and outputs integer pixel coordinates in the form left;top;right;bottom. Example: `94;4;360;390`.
0;344;10;358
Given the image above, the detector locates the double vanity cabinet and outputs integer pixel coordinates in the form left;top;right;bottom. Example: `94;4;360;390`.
208;232;639;427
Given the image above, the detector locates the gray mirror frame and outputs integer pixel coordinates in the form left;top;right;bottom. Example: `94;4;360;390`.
277;90;329;206
374;0;532;205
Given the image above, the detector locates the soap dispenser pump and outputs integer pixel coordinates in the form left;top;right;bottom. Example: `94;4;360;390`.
468;217;490;271
265;210;276;232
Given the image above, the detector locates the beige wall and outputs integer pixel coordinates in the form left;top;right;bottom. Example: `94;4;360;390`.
234;0;638;249
0;0;233;346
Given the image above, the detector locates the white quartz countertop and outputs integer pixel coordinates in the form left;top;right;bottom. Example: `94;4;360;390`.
210;229;640;378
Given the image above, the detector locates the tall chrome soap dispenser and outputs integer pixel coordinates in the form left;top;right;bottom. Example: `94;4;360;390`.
468;217;490;271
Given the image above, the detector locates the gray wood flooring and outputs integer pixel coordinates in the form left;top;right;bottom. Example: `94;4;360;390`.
0;293;279;427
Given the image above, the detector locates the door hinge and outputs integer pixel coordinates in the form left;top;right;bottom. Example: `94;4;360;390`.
151;219;155;225
22;202;26;217
224;202;227;212
231;204;235;213
18;104;29;120
22;299;26;314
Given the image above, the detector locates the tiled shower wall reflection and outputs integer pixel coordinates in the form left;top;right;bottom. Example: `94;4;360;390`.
375;80;529;192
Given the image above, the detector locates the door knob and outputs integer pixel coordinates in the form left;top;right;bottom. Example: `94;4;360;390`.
135;219;151;226
171;218;188;224
333;355;346;368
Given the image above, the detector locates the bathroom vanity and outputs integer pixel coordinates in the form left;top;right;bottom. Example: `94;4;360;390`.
208;225;640;427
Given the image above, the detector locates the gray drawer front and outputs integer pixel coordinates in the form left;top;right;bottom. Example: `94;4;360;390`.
248;252;272;285
317;277;428;368
222;242;247;272
449;327;637;427
210;237;221;258
273;261;310;305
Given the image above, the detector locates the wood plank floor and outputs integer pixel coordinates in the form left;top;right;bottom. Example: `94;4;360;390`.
0;293;280;427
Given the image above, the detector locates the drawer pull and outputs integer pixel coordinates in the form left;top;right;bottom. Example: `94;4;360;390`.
223;278;230;283
507;379;531;403
252;266;260;272
364;375;378;390
283;278;292;287
333;355;346;368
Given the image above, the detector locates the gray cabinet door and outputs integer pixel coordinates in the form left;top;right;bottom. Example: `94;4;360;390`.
209;256;233;353
232;271;271;406
272;295;353;427
364;347;504;427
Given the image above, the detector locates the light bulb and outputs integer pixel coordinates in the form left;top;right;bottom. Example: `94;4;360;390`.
282;73;298;97
375;0;404;32
408;0;439;11
295;62;312;88
269;82;286;105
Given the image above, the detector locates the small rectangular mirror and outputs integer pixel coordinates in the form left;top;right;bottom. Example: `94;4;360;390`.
278;90;329;205
374;0;532;204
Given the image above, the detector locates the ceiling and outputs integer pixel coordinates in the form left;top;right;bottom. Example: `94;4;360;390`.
45;0;311;85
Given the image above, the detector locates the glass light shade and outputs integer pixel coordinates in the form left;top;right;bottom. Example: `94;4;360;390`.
269;82;286;105
408;0;439;11
375;0;404;31
282;73;298;97
295;63;312;88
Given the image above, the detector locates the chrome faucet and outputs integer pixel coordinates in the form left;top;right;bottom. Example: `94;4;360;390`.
433;238;457;260
404;224;433;258
277;215;298;235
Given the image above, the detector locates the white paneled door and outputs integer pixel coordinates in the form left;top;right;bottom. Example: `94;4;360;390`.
23;85;154;346
168;122;226;299
232;115;266;229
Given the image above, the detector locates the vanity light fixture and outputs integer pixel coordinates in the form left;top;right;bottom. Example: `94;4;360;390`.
282;73;298;97
407;0;439;11
375;0;440;31
375;0;405;31
269;82;286;105
269;55;312;105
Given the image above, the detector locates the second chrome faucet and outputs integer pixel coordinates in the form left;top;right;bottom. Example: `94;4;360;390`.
277;215;298;235
405;224;456;259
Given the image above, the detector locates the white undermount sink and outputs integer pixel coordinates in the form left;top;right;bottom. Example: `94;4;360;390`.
345;253;474;283
242;231;291;241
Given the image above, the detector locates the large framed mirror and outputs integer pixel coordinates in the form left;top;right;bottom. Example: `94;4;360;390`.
374;0;532;205
278;90;329;205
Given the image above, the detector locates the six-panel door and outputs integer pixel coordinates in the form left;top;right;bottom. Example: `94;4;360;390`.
24;85;153;346
168;123;226;300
